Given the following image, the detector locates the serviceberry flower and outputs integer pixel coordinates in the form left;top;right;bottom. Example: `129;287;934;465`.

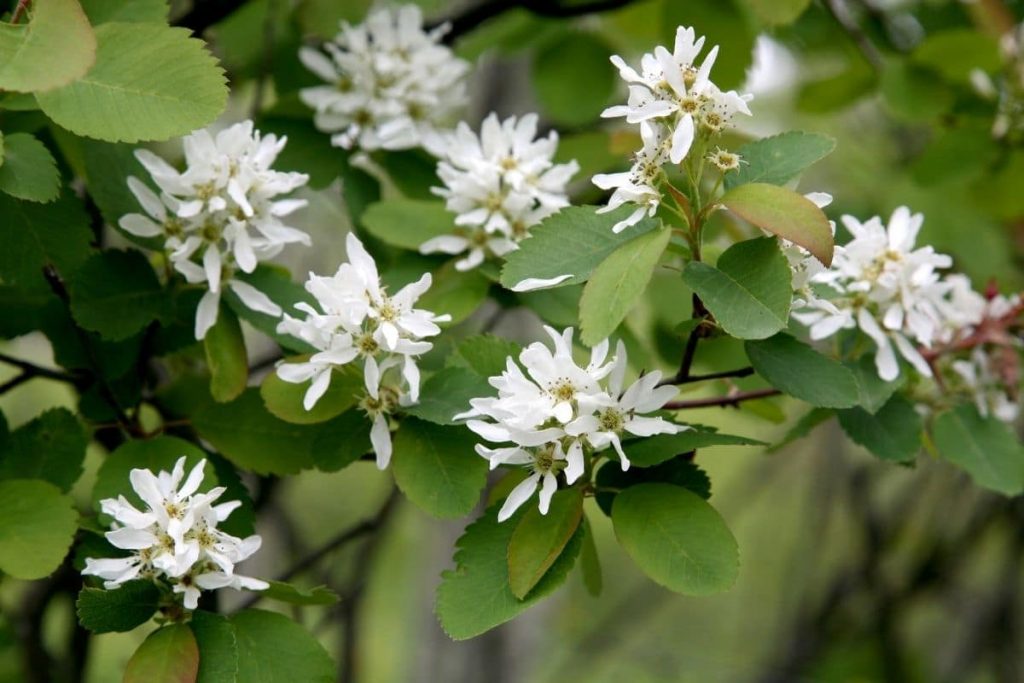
592;121;668;233
707;148;741;172
456;327;685;521
298;5;470;151
951;347;1020;423
420;113;578;271
83;457;266;611
276;233;450;468
119;121;310;340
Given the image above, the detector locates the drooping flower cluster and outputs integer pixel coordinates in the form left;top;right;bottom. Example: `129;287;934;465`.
456;327;685;521
120;121;310;340
420;113;578;271
299;5;470;151
276;233;450;467
594;26;753;232
794;207;1022;422
83;457;267;610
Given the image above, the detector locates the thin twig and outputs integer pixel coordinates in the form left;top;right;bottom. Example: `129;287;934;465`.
823;0;884;71
0;352;79;385
10;0;30;24
660;366;754;387
663;387;780;410
437;0;637;44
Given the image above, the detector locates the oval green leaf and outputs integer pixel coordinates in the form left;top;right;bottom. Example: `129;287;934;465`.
204;306;248;403
0;479;78;579
745;333;859;408
932;405;1024;496
0;0;96;92
508;488;584;599
260;364;361;425
0;133;59;203
124;624;199;683
720;183;834;266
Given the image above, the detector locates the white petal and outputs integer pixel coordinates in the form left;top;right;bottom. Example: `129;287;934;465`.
510;274;572;292
497;473;540;522
371;414;392;469
195;289;220;340
227;280;282;316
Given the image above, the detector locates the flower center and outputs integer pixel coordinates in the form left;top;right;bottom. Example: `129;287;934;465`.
549;379;576;403
356;332;379;356
598;408;625;432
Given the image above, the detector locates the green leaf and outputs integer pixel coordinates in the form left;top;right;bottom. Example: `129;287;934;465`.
260;365;362;425
725;131;836;190
229;609;335;683
0;408;87;491
0;133;59;203
579;515;602;596
579;226;670;346
0;0;96;92
768;407;833;453
743;0;810;25
837;395;921;463
362;199;454;251
76;581;161;633
309;409;371;472
532;30;615;126
190;611;239;683
415;262;489;326
80;0;169;24
508;488;584;599
36;23;228;143
913;30;1000;82
682;237;792;340
391;418;487;518
848;355;904;414
446;335;523;378
71;137;153;233
191;389;319;475
745;334;859;408
124;624;199;683
880;61;953;122
68;249;166;340
93;437;217;519
612;483;738;596
436;504;583;640
229;265;315;354
596;458;712;516
500;206;659;291
719;183;834;266
404;367;493;426
932;405;1024;496
623;428;764;468
259;117;343;189
0;479;78;579
258;580;339;606
0;192;94;294
204;306;248;403
519;283;583;327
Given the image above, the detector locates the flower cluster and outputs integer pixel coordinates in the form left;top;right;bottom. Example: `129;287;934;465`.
299;5;470;151
794;206;1022;422
120;121;310;340
276;233;450;467
420;113;578;271
83;457;266;610
456;327;684;521
970;22;1024;140
594;26;753;232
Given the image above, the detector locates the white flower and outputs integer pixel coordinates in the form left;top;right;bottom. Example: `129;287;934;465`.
421;113;578;270
276;233;449;468
592;122;667;233
795;206;953;381
298;5;470;151
457;328;686;521
83;457;267;610
952;347;1020;423
119;121;310;339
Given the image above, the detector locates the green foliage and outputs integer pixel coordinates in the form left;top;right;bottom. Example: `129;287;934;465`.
204;307;248;403
508;488;583;599
227;609;335;683
76;581;161;634
500;206;660;290
258;580;340;606
663;0;753;89
363;199;454;250
744;0;810;26
0;408;87;491
912;30;1000;82
879;62;953;122
719;184;834;266
745;334;860;408
68;249;167;341
36;23;228;143
0;0;96;92
612;483;738;596
725;131;835;189
579;226;670;346
847;356;904;415
228;265;316;353
404;367;492;426
932;405;1024;496
0;479;78;579
391;418;487;518
0;192;94;293
624;429;764;468
190;611;239;683
0;133;59;203
837;395;922;463
415;262;489;325
309;409;372;472
578;516;602;596
123;624;199;683
683;237;792;340
260;365;362;424
80;0;169;24
532;31;615;126
596;458;712;516
446;335;523;378
436;504;583;640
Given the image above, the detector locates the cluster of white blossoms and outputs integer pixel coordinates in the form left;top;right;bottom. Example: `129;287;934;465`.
594;26;753;233
276;233;450;468
120;121;310;340
420;113;578;271
456;327;684;522
299;5;470;151
83;457;267;610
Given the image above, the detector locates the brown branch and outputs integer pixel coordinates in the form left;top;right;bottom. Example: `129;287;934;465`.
10;0;30;24
663;387;780;410
0;352;79;387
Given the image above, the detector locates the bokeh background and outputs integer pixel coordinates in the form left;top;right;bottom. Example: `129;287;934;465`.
2;0;1024;681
